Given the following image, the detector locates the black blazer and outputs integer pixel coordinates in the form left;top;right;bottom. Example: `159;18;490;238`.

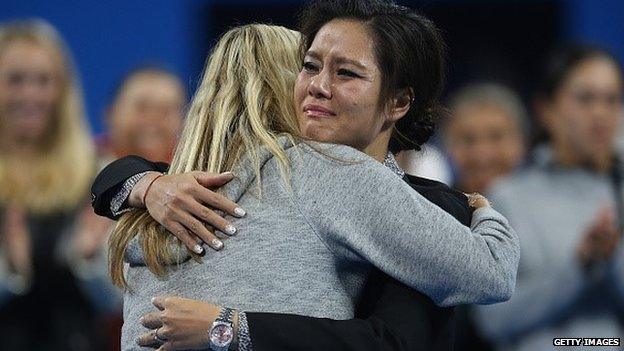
91;156;472;351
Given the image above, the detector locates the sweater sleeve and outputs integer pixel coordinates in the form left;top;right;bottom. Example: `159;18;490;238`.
293;144;520;307
472;185;589;343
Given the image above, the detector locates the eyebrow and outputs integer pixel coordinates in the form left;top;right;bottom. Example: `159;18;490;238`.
306;50;369;71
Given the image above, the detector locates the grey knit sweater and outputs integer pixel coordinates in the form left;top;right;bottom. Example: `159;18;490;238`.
121;140;520;350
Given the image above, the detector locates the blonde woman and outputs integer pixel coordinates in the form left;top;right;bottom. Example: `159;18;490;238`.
108;23;519;350
0;20;107;350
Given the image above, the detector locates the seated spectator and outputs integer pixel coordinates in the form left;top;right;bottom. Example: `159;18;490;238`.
474;44;624;351
443;82;527;193
104;66;185;162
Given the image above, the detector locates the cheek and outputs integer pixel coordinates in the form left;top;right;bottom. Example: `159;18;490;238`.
559;98;593;134
169;118;182;133
42;79;62;100
294;73;307;104
341;91;381;132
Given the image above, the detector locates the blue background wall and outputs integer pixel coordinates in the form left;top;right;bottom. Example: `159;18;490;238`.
2;0;622;135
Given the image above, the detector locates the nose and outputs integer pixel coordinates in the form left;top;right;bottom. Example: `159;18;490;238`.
308;69;332;99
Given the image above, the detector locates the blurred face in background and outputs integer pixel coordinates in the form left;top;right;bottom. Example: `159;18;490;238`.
445;103;525;193
541;57;623;169
0;39;62;146
108;71;184;162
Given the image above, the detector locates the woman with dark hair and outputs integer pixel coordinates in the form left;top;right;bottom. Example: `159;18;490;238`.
92;1;519;350
105;65;185;163
474;44;624;351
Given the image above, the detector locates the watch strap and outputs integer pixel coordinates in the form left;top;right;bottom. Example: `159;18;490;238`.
237;311;253;351
217;306;235;324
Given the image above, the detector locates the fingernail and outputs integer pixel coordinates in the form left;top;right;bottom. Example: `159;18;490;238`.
194;244;204;254
222;171;234;176
139;316;144;323
224;225;237;236
212;239;223;250
151;297;156;303
234;207;246;217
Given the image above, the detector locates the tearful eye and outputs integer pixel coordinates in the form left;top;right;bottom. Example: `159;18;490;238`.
337;69;361;78
302;62;319;73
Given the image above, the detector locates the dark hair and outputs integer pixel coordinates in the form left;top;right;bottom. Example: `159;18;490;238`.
109;63;183;105
298;0;447;152
537;43;622;100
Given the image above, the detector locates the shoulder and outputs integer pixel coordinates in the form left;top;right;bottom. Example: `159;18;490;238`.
284;142;415;205
292;141;375;165
405;175;471;226
290;141;407;186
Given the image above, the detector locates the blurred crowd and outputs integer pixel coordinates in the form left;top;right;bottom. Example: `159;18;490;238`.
0;18;622;351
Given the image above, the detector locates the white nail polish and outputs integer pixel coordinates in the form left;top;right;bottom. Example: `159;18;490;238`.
234;207;246;217
212;239;223;249
224;225;237;235
194;244;204;254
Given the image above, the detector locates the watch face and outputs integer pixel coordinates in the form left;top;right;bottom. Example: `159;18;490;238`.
210;323;234;347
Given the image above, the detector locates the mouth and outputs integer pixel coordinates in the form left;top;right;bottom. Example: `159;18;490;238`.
11;103;46;119
303;104;336;118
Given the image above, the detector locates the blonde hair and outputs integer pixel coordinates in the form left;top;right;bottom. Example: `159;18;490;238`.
109;24;303;287
0;20;94;213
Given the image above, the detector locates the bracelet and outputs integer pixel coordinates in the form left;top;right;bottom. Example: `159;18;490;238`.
237;311;252;351
142;173;165;207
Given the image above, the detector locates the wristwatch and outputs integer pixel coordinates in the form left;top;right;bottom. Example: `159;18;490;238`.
208;307;235;351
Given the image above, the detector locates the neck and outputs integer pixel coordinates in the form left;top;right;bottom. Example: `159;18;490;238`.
363;128;392;163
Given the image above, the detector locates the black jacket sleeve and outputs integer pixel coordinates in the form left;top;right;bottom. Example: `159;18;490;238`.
246;175;471;351
90;155;168;219
247;273;456;351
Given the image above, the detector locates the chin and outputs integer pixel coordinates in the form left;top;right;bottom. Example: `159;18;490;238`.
311;130;340;145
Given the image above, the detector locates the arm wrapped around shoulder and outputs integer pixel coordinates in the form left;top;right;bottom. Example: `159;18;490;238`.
294;143;520;307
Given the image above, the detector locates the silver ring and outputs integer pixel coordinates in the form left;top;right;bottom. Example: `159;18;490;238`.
154;328;167;343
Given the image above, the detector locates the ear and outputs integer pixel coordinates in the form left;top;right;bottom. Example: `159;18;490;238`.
386;88;414;123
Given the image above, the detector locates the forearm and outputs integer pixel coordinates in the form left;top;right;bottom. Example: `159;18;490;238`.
91;155;167;219
318;197;519;307
385;205;519;307
245;276;447;351
126;171;163;208
247;314;402;351
299;147;520;307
